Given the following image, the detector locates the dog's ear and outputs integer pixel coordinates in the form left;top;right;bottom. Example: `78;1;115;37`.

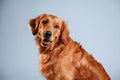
61;20;69;44
28;18;38;35
28;14;45;35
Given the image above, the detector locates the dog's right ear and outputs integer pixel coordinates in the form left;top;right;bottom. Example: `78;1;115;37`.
61;20;69;44
28;18;38;35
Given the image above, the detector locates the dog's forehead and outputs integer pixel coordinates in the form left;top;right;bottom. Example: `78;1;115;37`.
54;18;62;27
40;14;62;26
47;15;62;25
53;18;62;23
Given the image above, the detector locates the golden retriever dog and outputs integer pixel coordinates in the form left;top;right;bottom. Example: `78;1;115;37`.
28;14;110;80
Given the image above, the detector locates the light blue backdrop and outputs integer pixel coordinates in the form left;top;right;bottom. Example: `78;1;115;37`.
0;0;120;80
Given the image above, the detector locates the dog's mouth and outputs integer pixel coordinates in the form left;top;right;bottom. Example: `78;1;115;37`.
41;38;52;47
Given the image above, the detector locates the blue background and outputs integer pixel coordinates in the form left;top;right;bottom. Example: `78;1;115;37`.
0;0;120;80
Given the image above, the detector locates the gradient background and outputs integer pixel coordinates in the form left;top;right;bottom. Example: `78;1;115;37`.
0;0;120;80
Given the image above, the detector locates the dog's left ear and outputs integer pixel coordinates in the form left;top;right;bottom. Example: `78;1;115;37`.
28;18;38;35
28;14;45;35
61;20;69;44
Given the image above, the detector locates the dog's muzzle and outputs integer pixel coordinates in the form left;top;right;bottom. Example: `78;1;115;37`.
44;31;52;39
41;31;52;47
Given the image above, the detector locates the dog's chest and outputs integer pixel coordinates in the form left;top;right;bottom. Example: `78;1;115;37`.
39;54;60;79
39;53;74;80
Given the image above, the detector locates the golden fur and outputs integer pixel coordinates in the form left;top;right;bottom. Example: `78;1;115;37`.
28;14;110;80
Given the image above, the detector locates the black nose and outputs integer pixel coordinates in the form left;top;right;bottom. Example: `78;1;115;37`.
44;31;52;39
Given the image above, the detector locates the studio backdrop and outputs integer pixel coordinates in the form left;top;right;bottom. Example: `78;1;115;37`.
0;0;120;80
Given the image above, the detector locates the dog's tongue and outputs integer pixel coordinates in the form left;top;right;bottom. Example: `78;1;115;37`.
41;39;52;47
43;39;49;42
43;39;50;44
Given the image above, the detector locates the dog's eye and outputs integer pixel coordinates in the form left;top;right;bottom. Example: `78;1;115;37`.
54;25;59;28
42;20;48;25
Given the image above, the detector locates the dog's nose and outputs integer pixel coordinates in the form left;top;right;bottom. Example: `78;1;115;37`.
44;31;52;39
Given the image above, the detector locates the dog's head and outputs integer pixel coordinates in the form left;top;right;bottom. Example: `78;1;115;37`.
28;14;69;47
